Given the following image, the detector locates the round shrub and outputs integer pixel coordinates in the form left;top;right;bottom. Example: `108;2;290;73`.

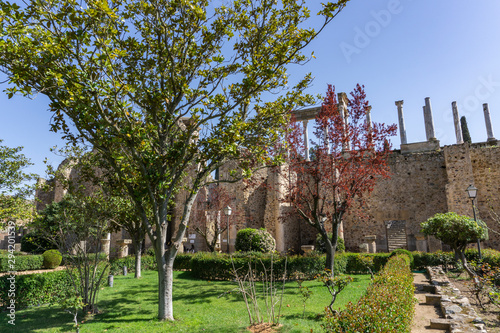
42;249;62;269
315;233;345;253
21;233;54;254
389;248;414;268
235;228;276;253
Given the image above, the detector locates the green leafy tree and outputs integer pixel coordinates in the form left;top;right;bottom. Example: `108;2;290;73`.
106;194;147;278
0;0;348;320
421;212;487;279
0;139;36;222
32;192;112;314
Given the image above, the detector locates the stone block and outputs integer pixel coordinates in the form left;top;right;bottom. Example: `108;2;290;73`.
116;239;132;258
359;243;369;253
100;239;111;260
301;245;314;254
425;294;442;305
430;318;452;330
401;140;440;154
422;285;436;293
364;235;376;253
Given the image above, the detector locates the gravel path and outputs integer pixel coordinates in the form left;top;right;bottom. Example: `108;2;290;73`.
0;266;66;277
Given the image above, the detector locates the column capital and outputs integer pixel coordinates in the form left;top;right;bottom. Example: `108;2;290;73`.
395;100;404;106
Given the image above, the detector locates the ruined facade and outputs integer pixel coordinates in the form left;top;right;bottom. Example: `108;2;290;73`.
32;97;500;255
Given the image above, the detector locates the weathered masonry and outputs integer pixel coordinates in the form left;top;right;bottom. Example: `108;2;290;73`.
29;96;500;255
216;97;500;253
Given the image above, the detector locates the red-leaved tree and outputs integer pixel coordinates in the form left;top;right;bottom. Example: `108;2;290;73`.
281;84;397;275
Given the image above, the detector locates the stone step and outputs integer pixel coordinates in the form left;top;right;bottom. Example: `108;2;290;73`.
425;294;442;305
430;318;452;330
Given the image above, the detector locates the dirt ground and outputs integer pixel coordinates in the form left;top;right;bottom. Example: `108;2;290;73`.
447;273;500;333
412;273;445;333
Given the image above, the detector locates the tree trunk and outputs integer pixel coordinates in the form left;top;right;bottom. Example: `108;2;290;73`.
135;244;142;278
157;257;175;320
323;221;340;277
156;245;178;321
458;250;478;282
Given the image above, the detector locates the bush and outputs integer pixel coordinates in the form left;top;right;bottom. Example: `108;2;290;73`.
315;233;345;253
344;253;390;273
235;228;276;253
0;254;44;272
390;248;414;268
110;255;157;275
20;233;55;254
0;270;73;310
42;249;62;269
324;255;416;332
189;252;345;281
174;253;194;270
413;251;454;270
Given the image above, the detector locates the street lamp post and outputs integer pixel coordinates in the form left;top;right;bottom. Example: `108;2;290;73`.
224;206;232;253
466;184;482;260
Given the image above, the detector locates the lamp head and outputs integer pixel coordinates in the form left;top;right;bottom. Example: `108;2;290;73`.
466;185;478;199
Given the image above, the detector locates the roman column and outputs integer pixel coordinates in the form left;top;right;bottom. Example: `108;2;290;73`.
483;103;497;142
451;101;464;144
395;100;407;145
424;97;436;141
303;120;310;161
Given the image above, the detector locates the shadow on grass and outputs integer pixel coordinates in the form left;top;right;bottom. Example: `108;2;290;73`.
1;306;78;333
281;311;325;322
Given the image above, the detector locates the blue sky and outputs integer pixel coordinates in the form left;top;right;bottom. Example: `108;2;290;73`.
1;0;500;179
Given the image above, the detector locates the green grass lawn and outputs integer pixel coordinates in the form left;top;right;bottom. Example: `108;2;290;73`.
1;270;370;333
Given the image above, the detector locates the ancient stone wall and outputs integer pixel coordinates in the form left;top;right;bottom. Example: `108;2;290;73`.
342;150;449;252
35;142;500;254
469;143;500;248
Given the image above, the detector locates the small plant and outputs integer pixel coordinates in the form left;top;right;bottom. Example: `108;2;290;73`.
467;261;500;310
42;249;62;269
296;279;313;318
359;255;375;279
315;269;352;314
231;254;287;327
54;289;84;333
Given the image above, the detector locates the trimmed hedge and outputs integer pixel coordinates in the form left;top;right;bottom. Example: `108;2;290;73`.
0;254;44;272
390;249;414;268
0;270;73;310
324;255;416;332
110;255;157;275
344;253;390;273
235;228;276;253
42;250;62;269
189;252;347;280
174;253;195;270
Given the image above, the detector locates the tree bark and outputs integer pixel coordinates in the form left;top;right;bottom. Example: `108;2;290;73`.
157;256;175;320
324;222;340;277
458;249;478;282
135;243;142;278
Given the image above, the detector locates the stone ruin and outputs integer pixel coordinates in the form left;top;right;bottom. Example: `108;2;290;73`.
21;95;500;257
